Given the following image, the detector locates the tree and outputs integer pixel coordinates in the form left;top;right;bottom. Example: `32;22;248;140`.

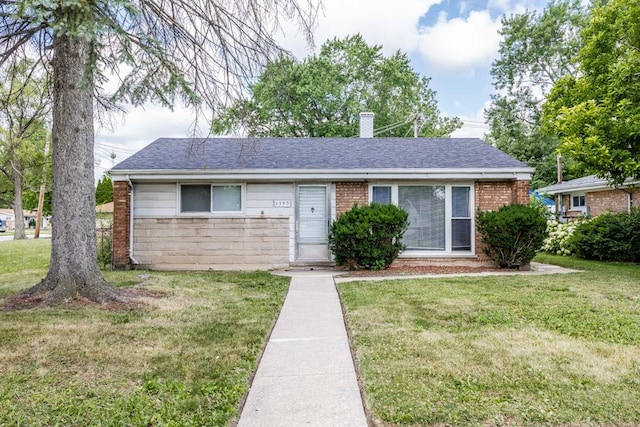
0;0;319;305
543;0;640;185
485;0;588;188
95;174;113;205
212;35;462;137
0;53;51;240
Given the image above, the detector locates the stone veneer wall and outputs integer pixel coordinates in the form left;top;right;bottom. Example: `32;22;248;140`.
132;217;290;270
335;182;368;217
112;181;131;268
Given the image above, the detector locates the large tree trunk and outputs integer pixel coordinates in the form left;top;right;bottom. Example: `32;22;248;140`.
11;163;26;240
21;33;126;305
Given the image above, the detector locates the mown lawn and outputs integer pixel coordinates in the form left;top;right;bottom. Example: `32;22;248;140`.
339;254;640;426
0;239;288;426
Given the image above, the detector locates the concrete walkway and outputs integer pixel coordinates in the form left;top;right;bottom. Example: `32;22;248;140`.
237;271;368;427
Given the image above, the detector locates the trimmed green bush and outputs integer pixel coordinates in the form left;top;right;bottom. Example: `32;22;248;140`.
569;209;640;262
476;203;548;269
329;203;409;270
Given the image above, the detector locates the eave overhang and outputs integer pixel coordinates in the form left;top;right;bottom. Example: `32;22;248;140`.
111;168;534;182
539;180;640;195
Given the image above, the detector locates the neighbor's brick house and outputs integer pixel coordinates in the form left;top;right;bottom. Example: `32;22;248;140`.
537;175;640;220
110;126;532;271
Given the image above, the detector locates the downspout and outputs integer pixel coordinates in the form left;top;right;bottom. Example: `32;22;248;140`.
616;187;632;214
126;175;139;265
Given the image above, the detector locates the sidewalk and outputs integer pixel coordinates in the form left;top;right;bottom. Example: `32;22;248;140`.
237;271;368;427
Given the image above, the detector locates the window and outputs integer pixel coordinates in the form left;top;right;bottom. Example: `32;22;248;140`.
572;195;585;208
370;184;473;253
372;186;392;204
180;184;242;213
399;186;445;250
451;186;472;251
181;185;211;212
212;186;242;211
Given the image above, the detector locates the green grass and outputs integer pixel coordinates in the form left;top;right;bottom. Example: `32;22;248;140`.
339;254;640;426
0;239;288;426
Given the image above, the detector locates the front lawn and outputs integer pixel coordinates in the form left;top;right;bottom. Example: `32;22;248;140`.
339;255;640;426
0;239;288;426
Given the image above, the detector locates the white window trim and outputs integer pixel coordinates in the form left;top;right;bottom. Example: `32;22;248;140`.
177;183;246;216
369;183;475;256
570;193;587;212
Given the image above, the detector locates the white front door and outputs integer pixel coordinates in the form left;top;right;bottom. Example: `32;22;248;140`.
296;185;330;261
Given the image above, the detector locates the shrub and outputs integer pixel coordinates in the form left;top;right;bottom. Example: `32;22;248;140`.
542;219;584;256
97;219;113;269
568;209;640;262
476;203;548;269
329;203;409;270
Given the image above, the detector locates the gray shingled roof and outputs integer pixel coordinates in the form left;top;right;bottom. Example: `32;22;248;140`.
537;175;639;194
112;137;529;171
536;175;605;194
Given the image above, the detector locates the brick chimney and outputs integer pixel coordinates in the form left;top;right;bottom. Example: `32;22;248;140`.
359;112;374;138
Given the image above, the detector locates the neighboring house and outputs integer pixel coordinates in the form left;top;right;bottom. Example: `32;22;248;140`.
0;209;50;230
537;175;640;220
96;202;114;229
110;119;532;271
0;210;14;231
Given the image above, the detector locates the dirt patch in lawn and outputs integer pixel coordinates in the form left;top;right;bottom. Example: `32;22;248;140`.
3;287;165;311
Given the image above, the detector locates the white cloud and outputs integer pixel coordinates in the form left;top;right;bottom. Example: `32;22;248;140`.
96;104;197;150
417;10;502;73
279;0;442;58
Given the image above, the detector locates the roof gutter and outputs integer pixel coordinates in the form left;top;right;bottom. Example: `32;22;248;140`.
111;168;534;182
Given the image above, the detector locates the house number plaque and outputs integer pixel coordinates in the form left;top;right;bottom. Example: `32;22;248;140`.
273;200;292;207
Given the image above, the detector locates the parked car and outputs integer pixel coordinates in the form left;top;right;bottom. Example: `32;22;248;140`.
0;217;6;232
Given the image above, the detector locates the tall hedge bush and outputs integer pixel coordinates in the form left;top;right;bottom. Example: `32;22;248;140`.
569;209;640;262
476;203;548;269
329;203;409;270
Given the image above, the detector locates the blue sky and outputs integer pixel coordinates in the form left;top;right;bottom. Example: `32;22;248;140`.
96;0;552;174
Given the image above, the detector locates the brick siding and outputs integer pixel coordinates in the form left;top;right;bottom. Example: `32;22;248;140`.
587;189;630;216
558;188;640;218
112;181;131;268
474;180;531;261
335;182;368;217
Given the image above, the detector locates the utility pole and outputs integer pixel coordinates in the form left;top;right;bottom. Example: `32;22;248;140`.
34;134;50;239
413;113;419;138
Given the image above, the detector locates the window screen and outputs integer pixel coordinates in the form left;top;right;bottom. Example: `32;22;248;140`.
212;185;242;211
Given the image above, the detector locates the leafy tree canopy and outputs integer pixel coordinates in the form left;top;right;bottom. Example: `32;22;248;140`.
212;34;462;138
0;0;319;305
485;0;588;188
95;174;113;205
542;0;640;185
0;53;50;238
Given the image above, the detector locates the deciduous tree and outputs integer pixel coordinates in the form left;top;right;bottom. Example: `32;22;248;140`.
0;0;319;305
543;0;640;185
0;53;50;240
485;0;587;188
212;35;461;138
